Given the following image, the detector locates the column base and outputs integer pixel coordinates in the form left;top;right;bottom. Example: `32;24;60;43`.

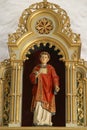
66;123;77;127
9;122;21;127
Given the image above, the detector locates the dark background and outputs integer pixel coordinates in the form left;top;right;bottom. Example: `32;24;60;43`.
22;43;65;126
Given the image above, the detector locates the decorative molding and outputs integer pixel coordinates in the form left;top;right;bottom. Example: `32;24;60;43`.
3;69;11;126
8;1;81;45
0;127;87;130
76;72;85;126
71;50;78;60
23;41;66;61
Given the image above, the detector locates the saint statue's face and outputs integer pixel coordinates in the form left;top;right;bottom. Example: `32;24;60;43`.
40;54;49;64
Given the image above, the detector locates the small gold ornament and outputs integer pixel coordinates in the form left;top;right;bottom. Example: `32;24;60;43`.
35;17;53;34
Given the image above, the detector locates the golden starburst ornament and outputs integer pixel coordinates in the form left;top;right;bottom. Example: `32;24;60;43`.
35;17;53;34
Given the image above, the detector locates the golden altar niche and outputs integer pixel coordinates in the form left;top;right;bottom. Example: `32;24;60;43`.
0;0;87;129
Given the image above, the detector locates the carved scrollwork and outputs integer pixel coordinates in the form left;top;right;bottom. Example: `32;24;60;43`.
8;24;27;44
0;59;10;67
8;1;81;45
71;50;78;60
76;72;84;126
3;69;11;126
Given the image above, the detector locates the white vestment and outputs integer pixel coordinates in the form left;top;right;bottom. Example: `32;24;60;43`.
33;102;52;126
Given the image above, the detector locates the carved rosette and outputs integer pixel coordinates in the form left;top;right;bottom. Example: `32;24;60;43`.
35;18;53;34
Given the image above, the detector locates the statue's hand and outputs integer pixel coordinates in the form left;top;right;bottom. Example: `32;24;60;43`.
55;86;60;92
35;71;41;78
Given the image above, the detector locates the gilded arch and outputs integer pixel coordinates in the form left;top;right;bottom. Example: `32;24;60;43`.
20;37;69;61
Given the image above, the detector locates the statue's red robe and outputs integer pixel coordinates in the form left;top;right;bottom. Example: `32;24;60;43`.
29;64;59;114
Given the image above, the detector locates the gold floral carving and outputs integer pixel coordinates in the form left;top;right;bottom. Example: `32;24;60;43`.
3;69;11;126
35;18;53;34
0;59;10;67
76;72;84;126
8;24;27;44
8;1;81;45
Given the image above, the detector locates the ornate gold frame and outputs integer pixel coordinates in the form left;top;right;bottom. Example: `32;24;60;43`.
0;0;87;130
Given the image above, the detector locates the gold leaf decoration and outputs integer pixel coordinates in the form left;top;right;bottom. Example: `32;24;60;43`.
76;72;84;126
